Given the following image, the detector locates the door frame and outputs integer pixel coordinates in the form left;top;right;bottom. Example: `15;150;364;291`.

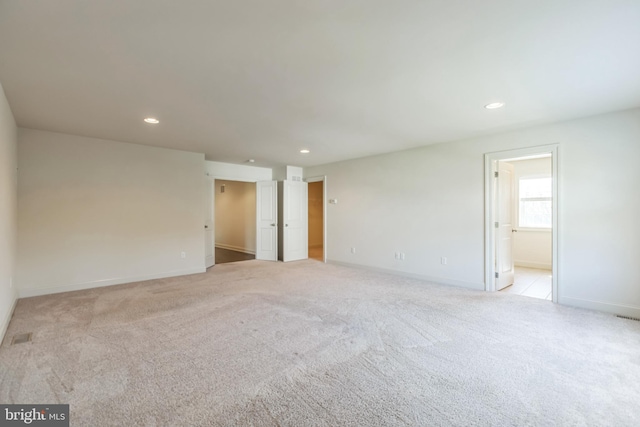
305;175;327;263
484;144;559;302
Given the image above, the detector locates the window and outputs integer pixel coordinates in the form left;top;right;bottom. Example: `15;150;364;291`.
518;177;552;228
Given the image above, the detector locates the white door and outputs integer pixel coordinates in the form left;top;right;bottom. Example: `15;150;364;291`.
496;161;515;290
205;179;215;268
282;180;308;262
256;180;278;261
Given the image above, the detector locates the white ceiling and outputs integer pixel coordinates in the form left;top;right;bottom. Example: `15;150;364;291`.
1;0;639;168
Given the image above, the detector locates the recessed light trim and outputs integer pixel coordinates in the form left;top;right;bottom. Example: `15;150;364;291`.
300;149;310;154
484;102;505;110
144;117;160;124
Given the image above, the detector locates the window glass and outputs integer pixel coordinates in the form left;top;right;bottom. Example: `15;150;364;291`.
519;177;552;228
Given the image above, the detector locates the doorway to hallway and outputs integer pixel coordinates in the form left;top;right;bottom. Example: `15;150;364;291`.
306;176;326;262
308;180;324;261
214;179;256;264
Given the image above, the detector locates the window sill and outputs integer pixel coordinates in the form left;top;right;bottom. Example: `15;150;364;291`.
515;227;552;232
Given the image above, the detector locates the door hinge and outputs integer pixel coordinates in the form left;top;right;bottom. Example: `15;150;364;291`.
495;272;499;278
494;171;499;178
494;222;499;228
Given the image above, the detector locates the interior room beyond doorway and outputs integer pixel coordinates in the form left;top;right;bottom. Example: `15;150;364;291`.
215;179;256;264
497;155;553;301
308;180;324;261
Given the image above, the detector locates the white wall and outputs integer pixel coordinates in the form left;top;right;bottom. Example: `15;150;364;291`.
215;180;256;254
17;129;206;297
274;165;304;182
305;108;640;317
206;161;272;182
0;82;18;341
513;230;552;270
510;157;552;269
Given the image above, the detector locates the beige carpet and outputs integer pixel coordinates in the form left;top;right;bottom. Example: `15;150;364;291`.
1;260;639;426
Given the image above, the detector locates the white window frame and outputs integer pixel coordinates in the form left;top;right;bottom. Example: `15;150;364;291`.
515;174;553;231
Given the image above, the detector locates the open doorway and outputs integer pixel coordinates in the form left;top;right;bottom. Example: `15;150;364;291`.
214;179;256;264
306;177;325;262
485;145;558;302
497;156;553;300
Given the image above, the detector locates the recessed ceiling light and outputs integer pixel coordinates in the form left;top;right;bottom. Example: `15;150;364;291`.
300;149;310;154
484;102;505;110
144;117;160;124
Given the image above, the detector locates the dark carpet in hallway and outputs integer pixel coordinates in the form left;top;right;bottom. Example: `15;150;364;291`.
215;247;255;264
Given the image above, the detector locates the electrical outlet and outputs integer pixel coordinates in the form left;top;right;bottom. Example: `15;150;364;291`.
351;247;356;254
441;257;447;265
400;253;405;261
181;251;187;259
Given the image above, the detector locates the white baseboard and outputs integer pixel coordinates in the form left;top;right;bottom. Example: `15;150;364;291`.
215;243;255;255
18;267;206;298
0;293;18;345
327;260;484;291
559;295;640;319
515;260;552;270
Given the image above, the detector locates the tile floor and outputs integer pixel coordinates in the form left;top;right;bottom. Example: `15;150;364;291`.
500;267;553;300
